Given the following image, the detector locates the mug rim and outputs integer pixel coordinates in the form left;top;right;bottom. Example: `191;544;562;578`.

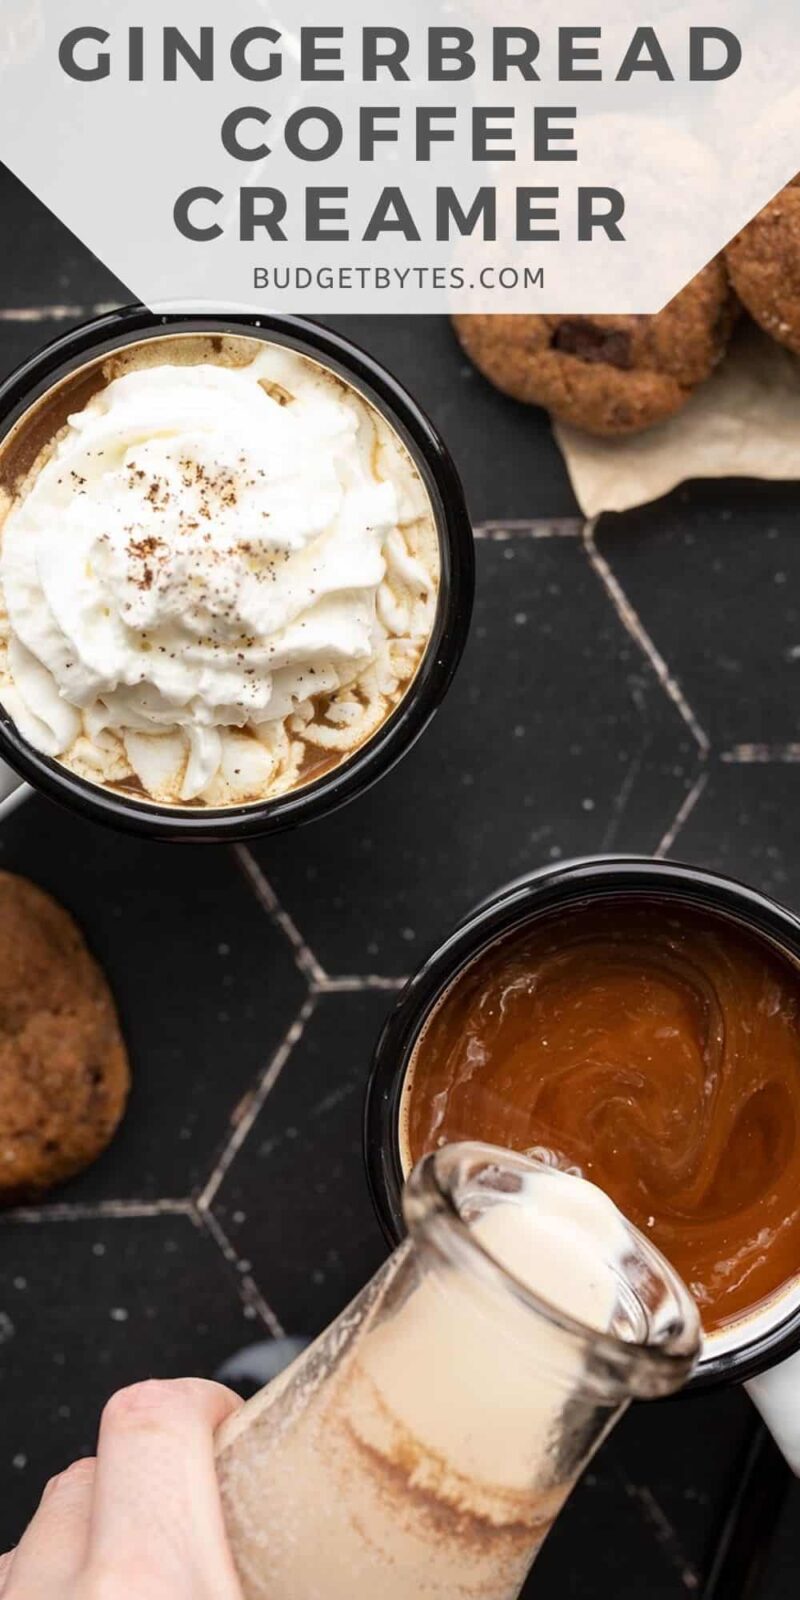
0;305;474;841
363;854;800;1393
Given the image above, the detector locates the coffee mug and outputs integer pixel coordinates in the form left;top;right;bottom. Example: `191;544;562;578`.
365;856;800;1472
0;306;474;841
0;764;29;821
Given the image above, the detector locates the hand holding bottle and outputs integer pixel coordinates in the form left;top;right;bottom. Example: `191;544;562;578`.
0;1379;243;1600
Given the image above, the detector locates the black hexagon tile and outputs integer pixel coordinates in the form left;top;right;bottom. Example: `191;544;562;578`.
535;1388;756;1600
0;1213;255;1549
211;991;391;1337
0;165;124;310
596;481;800;753
250;532;698;978
0;797;307;1202
759;1480;800;1599
664;761;800;912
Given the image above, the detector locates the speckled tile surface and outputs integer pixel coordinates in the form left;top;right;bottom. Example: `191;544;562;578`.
0;166;798;1598
0;1215;256;1534
0;803;307;1203
250;528;698;976
595;484;800;751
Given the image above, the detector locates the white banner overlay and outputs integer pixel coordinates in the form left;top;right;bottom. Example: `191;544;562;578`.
0;0;798;312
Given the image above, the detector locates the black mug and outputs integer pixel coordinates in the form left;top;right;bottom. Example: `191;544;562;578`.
0;307;474;841
365;855;800;1469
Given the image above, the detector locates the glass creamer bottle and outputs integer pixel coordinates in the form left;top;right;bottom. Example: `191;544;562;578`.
216;1144;700;1600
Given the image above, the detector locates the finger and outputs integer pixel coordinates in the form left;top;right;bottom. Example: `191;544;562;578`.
2;1458;95;1596
87;1379;242;1598
0;1550;16;1595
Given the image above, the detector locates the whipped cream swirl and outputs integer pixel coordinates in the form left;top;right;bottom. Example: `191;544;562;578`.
0;343;439;805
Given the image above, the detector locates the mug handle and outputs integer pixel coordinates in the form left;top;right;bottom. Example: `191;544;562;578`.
0;761;32;820
746;1356;800;1473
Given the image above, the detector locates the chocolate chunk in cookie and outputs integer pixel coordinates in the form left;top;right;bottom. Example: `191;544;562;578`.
453;260;736;436
552;322;634;370
0;873;130;1203
725;177;800;355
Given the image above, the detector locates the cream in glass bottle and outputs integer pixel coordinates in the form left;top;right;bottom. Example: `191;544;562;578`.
216;1144;700;1600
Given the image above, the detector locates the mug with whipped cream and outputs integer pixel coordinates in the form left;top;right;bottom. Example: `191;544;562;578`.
0;309;473;838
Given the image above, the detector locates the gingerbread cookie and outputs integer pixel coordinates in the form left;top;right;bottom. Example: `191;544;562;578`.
0;873;129;1202
725;177;800;355
453;260;736;436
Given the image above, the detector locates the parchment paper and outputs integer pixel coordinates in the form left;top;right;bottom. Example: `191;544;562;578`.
555;323;800;518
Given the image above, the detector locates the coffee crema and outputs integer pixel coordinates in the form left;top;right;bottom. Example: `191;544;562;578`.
0;332;440;809
402;899;800;1334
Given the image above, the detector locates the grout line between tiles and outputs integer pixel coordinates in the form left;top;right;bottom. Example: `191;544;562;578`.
655;770;710;859
197;994;318;1214
0;302;119;323
721;743;800;765
599;746;645;853
2;1198;195;1225
195;1205;285;1338
232;844;327;986
582;521;711;757
618;1474;700;1593
473;518;583;540
3;1196;285;1337
316;974;408;993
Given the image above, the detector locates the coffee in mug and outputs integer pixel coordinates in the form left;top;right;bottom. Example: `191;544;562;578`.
0;331;440;811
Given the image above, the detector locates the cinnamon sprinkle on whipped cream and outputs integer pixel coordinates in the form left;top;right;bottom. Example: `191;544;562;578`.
0;342;439;807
